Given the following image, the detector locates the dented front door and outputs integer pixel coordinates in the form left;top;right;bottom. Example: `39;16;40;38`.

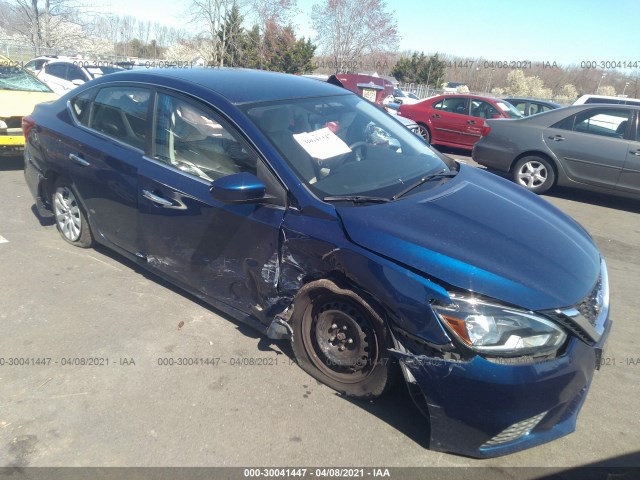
136;92;286;317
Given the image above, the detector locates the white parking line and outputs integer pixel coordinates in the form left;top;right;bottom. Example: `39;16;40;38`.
0;235;8;244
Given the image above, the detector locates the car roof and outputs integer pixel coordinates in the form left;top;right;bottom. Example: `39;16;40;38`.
430;93;509;102
504;97;562;106
494;103;640;126
85;68;350;104
504;97;560;105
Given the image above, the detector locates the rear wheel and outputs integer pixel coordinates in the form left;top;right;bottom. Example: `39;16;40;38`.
291;289;395;399
512;155;555;194
417;124;431;144
52;179;93;248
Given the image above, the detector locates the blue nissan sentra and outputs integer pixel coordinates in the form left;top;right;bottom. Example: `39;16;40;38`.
23;68;611;458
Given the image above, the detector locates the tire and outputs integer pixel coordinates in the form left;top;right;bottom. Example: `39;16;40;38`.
417;124;431;144
52;178;93;248
291;285;396;399
512;155;556;194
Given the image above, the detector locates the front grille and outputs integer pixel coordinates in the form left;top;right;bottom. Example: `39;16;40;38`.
481;411;547;448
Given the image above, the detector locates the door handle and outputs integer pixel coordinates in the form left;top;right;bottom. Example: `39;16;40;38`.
142;189;173;207
432;114;440;118
467;120;476;124
632;150;640;156
69;153;90;166
548;135;565;141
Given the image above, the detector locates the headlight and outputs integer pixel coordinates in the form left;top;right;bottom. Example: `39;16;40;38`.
432;294;567;357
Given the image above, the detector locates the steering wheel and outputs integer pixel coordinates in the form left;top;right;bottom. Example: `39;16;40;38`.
329;141;368;172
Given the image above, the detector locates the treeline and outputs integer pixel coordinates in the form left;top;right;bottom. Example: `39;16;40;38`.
436;54;640;100
0;0;315;74
1;0;637;96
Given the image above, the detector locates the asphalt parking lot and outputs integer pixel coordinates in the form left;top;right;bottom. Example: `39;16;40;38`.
1;152;639;475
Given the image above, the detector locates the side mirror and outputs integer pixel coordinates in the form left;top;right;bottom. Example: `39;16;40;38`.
490;113;501;119
210;172;266;203
71;79;85;86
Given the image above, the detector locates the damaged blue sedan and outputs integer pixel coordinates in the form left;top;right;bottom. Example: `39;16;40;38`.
24;69;611;458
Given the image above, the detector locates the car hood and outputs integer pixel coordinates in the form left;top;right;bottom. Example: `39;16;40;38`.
337;164;601;311
0;91;58;117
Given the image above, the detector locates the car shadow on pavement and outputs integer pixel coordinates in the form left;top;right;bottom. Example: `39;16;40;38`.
433;145;474;160
30;205;55;226
0;156;23;171
543;187;640;214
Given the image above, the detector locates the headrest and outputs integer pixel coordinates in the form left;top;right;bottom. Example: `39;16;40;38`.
259;107;290;133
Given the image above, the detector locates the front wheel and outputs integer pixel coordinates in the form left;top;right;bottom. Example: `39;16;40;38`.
291;291;395;399
512;156;555;194
52;179;93;248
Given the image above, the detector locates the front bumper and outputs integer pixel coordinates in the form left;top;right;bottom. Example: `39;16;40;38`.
394;318;611;458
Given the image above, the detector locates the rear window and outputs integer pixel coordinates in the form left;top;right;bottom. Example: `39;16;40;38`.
584;97;624;105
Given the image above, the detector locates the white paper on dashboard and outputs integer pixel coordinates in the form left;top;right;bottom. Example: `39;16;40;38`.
293;127;352;160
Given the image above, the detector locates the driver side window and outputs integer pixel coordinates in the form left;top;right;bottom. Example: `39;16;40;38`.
152;93;258;182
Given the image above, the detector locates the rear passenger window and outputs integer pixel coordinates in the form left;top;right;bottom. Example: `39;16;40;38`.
441;97;468;115
511;102;526;114
67;65;86;82
45;63;67;79
554;108;630;138
89;87;150;149
152;93;257;181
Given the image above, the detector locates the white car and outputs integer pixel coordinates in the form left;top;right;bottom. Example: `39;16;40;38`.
23;55;67;75
34;59;124;95
573;94;640;106
393;88;422;105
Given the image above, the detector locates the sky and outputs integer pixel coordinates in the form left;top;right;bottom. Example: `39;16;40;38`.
95;0;640;68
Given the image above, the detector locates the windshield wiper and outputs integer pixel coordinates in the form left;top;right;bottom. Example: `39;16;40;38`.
392;169;458;200
323;195;391;204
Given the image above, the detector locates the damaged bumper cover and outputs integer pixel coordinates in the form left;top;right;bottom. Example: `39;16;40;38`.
391;318;611;458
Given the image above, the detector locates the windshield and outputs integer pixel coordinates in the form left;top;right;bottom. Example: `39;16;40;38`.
0;63;52;92
244;94;454;200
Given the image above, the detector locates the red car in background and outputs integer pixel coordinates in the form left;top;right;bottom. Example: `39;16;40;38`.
398;94;523;149
327;74;394;105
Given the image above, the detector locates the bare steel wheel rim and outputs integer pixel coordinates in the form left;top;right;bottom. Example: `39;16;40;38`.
54;186;82;242
303;298;379;384
517;160;547;189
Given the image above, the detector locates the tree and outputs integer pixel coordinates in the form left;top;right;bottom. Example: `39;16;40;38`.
596;85;616;96
7;0;85;54
392;52;445;89
218;3;244;66
188;0;237;66
262;25;315;73
501;70;552;99
311;0;399;73
249;0;295;69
